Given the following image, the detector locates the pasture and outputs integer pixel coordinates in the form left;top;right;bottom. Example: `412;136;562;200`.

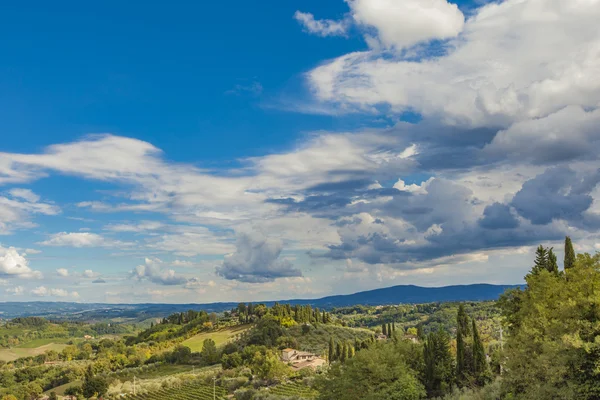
182;324;251;351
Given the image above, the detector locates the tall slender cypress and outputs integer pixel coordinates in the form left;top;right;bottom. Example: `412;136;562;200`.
456;327;466;385
457;304;470;336
564;236;576;270
547;248;559;274
328;337;335;364
472;319;487;385
456;305;468;385
382;323;387;337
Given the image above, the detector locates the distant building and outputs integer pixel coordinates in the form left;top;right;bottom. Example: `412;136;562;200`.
403;334;419;343
376;333;388;341
281;348;326;370
84;335;94;340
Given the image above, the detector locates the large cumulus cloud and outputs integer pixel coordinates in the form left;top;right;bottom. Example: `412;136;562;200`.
216;232;302;283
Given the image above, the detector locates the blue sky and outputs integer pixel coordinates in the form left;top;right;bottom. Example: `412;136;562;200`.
1;0;600;303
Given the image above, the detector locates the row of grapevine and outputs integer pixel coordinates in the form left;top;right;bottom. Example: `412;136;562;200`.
268;381;318;398
124;380;226;400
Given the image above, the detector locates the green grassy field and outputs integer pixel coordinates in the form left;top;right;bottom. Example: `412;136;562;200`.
182;324;251;351
0;343;69;362
15;337;72;348
44;380;82;396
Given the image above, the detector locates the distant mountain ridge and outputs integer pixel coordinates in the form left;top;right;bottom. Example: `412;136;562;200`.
294;283;521;308
0;283;520;319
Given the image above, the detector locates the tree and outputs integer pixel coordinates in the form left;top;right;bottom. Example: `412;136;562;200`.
382;323;388;337
1;396;18;400
532;245;548;274
168;344;192;364
547;247;559;274
301;323;311;335
328;337;335;364
471;319;489;386
65;386;82;398
500;246;600;399
315;341;425;400
423;329;454;397
49;392;58;400
456;321;466;386
457;304;470;336
201;339;219;365
336;342;343;363
82;366;107;400
251;349;290;381
340;343;348;363
564;236;576;270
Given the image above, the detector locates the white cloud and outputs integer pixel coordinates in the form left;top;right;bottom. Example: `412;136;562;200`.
0;192;59;234
31;286;78;298
347;0;464;49
6;286;24;295
131;257;188;286
56;268;69;277
307;0;600;126
0;246;43;279
9;188;40;203
83;269;96;278
39;232;131;248
294;11;349;37
104;220;165;232
216;232;303;283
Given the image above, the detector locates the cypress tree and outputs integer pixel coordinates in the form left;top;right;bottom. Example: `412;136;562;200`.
388;323;392;337
532;245;548;274
546;248;559;274
457;304;470;336
382;323;387;337
472;319;487;386
340;343;347;363
392;323;396;333
456;327;466;385
423;330;454;397
328;337;335;364
456;306;467;385
336;342;343;362
564;236;576;270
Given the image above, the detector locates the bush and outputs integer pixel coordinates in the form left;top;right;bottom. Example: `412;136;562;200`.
235;388;257;400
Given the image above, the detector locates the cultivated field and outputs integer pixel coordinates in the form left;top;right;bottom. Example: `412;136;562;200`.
0;342;69;362
181;324;251;351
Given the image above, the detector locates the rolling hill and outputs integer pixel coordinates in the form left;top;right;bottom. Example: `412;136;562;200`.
0;283;520;319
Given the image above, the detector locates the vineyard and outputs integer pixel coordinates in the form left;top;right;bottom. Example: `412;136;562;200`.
267;381;318;398
124;380;227;400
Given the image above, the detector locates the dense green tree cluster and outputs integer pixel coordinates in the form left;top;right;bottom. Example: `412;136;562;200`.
499;238;600;399
316;340;426;400
327;337;358;364
233;302;333;326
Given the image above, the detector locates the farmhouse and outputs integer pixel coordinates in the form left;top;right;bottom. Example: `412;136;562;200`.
404;334;419;343
281;348;326;370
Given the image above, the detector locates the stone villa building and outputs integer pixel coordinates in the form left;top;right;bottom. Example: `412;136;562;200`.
281;348;326;370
